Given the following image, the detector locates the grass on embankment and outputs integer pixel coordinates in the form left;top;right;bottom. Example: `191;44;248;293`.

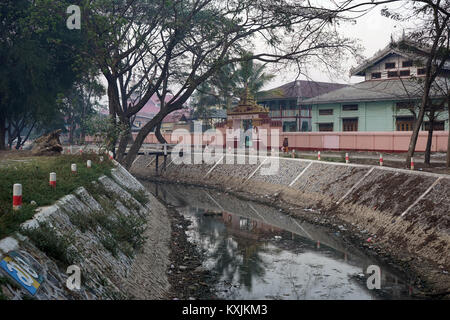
0;154;114;239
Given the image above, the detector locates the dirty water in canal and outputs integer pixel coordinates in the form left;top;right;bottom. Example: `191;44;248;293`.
146;182;416;300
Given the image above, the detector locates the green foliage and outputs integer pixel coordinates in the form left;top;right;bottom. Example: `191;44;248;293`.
0;0;97;148
58;72;105;145
85;115;127;153
21;222;78;267
192;52;275;115
127;189;150;206
0;155;114;238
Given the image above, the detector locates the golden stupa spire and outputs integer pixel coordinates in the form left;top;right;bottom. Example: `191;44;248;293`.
228;83;268;114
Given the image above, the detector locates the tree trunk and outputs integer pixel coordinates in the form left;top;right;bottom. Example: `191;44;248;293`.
447;94;450;168
122;110;170;169
155;122;167;144
424;110;435;165
116;119;131;162
68;119;75;144
0;114;6;150
406;106;426;168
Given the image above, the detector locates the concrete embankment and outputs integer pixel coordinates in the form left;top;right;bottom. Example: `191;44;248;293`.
0;164;170;300
131;154;450;294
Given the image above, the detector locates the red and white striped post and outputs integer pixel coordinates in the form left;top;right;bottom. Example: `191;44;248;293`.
49;172;56;188
87;160;92;168
316;240;320;249
79;148;83;155
13;184;22;211
317;151;321;161
71;163;77;175
379;154;383;166
345;153;349;164
108;151;113;160
410;157;415;170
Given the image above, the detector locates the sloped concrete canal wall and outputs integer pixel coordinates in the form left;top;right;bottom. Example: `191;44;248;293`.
0;165;171;300
131;154;450;293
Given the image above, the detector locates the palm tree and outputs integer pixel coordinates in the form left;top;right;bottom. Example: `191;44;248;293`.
235;56;275;98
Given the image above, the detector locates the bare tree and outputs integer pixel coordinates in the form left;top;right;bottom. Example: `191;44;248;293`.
82;0;370;168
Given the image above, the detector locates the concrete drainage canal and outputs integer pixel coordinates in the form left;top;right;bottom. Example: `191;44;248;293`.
145;181;419;300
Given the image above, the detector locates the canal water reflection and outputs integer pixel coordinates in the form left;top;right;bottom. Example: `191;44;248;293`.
146;182;416;300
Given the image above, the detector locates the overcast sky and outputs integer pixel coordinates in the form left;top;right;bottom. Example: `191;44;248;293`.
263;2;411;90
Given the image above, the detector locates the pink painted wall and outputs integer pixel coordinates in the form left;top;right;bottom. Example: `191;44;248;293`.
132;131;448;153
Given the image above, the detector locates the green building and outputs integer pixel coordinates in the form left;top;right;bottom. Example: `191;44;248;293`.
257;80;347;132
300;40;449;132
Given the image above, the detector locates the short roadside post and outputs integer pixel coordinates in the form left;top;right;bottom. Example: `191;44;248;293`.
49;172;56;188
87;160;92;168
71;163;77;175
13;184;22;211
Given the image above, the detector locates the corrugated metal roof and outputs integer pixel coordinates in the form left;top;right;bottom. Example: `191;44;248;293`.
257;80;348;101
301;78;448;105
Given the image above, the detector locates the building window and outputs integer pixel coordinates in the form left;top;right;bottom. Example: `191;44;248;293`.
423;121;445;131
396;116;415;131
318;123;333;132
371;72;381;79
417;68;426;75
301;120;311;132
283;121;297;132
388;71;399;78
402;60;413;67
342;104;358;111
343;118;358;131
396;101;415;111
319;109;333;115
400;70;410;77
385;62;396;69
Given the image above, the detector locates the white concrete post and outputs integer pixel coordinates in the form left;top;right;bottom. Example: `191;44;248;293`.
71;163;77;174
49;172;56;188
87;160;92;168
13;184;22;211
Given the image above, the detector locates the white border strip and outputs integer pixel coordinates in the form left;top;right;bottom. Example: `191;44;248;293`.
248;203;268;223
292;219;313;240
400;177;443;217
131;155;142;168
146;156;157;167
289;161;313;187
204;155;224;177
336;167;376;205
246;157;268;181
204;191;225;211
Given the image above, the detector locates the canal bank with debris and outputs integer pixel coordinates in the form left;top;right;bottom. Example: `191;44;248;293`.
0;163;171;300
131;154;450;298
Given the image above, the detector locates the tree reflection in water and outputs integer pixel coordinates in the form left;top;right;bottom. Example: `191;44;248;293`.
193;212;271;292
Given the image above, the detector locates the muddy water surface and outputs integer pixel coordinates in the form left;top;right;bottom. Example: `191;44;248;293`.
147;182;417;300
